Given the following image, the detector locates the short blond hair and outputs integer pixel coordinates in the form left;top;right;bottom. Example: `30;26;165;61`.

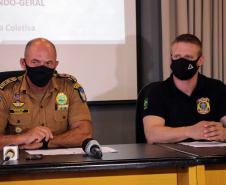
171;34;202;56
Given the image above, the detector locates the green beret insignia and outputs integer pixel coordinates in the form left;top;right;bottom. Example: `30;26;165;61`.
0;77;18;90
57;73;77;83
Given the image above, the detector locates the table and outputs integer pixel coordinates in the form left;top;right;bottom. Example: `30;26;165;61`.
0;144;196;185
158;143;226;185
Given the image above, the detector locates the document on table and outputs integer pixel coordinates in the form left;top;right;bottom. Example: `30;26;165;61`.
26;147;118;155
179;141;226;147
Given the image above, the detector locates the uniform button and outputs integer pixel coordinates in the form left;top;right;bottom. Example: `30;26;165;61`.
63;116;66;119
41;123;44;126
40;105;43;108
17;120;20;123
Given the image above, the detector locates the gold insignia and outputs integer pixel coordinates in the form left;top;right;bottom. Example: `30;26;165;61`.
197;98;210;114
74;83;83;90
56;93;67;105
15;127;22;134
57;73;77;83
12;100;25;108
0;77;18;90
10;109;29;114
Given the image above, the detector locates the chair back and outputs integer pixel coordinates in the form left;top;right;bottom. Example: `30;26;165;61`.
0;70;25;83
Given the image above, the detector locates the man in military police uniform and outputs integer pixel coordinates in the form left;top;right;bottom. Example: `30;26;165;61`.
143;34;226;144
0;38;92;150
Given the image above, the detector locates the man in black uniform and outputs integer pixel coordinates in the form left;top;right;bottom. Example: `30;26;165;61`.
143;34;226;143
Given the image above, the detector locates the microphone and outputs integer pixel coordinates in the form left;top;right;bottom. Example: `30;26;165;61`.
82;138;103;158
3;145;19;161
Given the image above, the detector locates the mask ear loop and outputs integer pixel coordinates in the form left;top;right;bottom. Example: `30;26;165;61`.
23;58;27;66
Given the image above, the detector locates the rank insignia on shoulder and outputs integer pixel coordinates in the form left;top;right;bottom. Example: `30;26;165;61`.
57;73;77;83
0;77;18;90
74;83;87;102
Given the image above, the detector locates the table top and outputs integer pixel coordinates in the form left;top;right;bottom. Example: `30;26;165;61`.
157;143;226;165
0;144;195;175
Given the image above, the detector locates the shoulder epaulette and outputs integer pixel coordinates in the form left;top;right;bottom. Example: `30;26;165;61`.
57;73;77;83
0;77;18;90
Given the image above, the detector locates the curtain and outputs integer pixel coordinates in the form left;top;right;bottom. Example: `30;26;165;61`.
161;0;226;82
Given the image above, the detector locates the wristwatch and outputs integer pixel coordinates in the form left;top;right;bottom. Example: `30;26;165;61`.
39;138;49;149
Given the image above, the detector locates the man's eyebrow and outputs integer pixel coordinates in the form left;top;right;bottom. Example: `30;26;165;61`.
31;59;53;63
31;59;41;62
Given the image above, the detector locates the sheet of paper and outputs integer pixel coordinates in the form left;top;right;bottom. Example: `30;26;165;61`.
179;141;226;147
26;147;118;155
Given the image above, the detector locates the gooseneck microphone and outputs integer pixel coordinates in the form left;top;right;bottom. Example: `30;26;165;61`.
82;138;103;158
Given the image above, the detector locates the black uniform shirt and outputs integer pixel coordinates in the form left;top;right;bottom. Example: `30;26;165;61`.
143;73;226;129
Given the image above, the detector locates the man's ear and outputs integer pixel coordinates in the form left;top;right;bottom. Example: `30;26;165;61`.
20;58;26;70
197;56;204;67
55;61;59;69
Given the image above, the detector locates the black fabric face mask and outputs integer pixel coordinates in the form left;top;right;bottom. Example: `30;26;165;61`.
25;60;55;87
170;57;200;80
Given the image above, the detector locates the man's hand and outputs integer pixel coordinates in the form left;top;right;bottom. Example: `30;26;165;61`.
20;126;53;145
187;121;208;140
188;121;226;142
202;122;226;141
20;142;43;150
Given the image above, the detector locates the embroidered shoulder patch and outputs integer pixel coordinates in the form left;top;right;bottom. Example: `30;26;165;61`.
57;73;77;83
0;77;18;90
74;83;87;102
144;98;148;110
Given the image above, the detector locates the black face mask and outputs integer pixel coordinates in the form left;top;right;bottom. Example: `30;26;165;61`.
170;57;200;80
25;60;55;87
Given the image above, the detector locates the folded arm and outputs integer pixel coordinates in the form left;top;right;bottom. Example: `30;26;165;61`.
48;120;92;148
0;126;53;151
143;115;214;144
20;120;92;149
201;115;226;142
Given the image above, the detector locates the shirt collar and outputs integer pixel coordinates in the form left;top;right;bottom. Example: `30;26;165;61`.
19;74;59;94
169;72;205;94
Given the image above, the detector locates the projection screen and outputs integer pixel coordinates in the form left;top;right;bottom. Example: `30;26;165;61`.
0;0;137;102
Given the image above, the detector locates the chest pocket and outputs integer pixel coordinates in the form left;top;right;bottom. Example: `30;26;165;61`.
53;110;68;135
8;114;32;134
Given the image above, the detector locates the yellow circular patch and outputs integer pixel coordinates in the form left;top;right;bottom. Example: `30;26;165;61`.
15;127;22;134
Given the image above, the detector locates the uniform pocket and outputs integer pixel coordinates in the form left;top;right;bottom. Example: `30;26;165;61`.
8;114;32;134
53;110;68;134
